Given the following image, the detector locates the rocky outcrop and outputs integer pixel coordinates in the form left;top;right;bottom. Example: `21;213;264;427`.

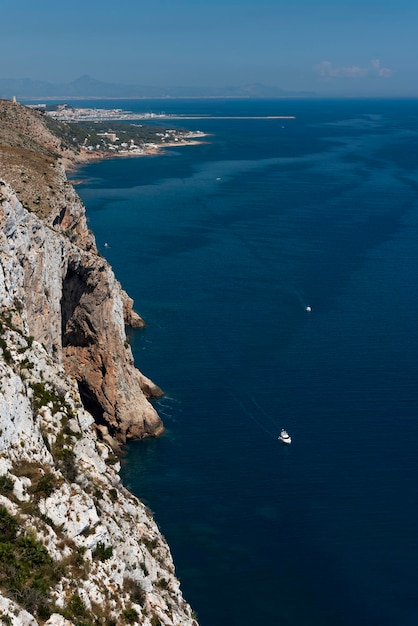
0;290;197;625
60;245;163;444
0;99;164;446
0;100;197;624
0;162;163;449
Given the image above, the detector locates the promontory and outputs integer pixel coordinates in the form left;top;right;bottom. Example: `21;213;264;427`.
0;98;199;625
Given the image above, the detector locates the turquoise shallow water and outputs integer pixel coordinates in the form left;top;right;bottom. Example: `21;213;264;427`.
73;98;418;626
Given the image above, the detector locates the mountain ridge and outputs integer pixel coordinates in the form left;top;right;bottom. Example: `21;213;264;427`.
0;75;316;99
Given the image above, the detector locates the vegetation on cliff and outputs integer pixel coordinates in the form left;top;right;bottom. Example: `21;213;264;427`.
0;99;195;625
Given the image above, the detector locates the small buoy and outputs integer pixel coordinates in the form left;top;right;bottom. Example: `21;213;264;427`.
306;306;312;312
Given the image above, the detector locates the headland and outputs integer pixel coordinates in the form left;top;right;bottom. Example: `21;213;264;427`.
0;98;199;625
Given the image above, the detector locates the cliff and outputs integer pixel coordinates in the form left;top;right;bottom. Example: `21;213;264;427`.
0;100;197;625
0;99;164;448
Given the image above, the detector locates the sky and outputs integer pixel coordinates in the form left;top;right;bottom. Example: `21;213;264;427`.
1;0;417;96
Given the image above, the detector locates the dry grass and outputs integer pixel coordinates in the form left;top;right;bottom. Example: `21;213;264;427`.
0;99;61;154
0;99;78;219
0;146;63;218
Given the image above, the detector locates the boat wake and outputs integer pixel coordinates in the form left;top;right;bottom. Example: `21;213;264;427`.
230;392;291;444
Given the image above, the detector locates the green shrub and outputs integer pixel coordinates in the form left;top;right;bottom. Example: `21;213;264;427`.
31;382;64;414
123;607;139;623
0;475;14;494
33;471;56;498
17;535;52;567
0;507;59;618
55;447;77;483
62;593;89;621
93;487;103;501
92;541;113;562
123;577;146;606
106;454;119;466
37;603;52;620
0;336;12;364
0;506;17;541
142;537;158;552
156;577;169;590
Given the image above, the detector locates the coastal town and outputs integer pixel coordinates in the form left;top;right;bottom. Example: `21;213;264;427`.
73;125;206;158
44;103;172;122
36;104;207;158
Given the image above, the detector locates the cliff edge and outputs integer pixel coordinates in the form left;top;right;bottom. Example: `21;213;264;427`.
0;100;196;625
0;99;164;448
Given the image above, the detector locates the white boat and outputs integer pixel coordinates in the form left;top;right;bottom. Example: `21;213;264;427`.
306;306;312;312
278;429;291;444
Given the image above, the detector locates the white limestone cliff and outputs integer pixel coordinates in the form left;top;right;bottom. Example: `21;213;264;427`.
0;175;163;448
0;102;199;625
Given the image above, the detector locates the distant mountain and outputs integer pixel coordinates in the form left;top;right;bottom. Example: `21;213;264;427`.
0;75;315;99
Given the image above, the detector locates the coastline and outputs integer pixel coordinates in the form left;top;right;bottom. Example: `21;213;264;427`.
65;132;208;178
0;98;200;624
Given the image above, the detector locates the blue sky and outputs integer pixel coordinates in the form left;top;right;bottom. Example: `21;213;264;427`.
1;0;417;96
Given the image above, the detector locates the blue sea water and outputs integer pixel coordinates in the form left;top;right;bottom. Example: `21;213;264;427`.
72;98;418;626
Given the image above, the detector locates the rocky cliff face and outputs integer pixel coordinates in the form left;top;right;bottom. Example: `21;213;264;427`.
0;100;164;448
0;101;196;625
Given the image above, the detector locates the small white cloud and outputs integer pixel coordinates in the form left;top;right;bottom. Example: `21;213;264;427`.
314;61;367;78
340;65;369;78
370;59;393;77
315;59;392;80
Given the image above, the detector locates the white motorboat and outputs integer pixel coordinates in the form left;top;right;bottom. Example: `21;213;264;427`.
306;306;312;312
278;429;291;444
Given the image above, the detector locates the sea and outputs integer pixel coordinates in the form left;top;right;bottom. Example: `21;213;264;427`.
68;97;418;626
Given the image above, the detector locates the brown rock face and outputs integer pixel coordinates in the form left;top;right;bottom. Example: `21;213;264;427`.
61;252;164;443
122;290;146;328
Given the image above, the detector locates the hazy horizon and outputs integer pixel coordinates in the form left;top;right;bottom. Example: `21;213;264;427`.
2;0;418;98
